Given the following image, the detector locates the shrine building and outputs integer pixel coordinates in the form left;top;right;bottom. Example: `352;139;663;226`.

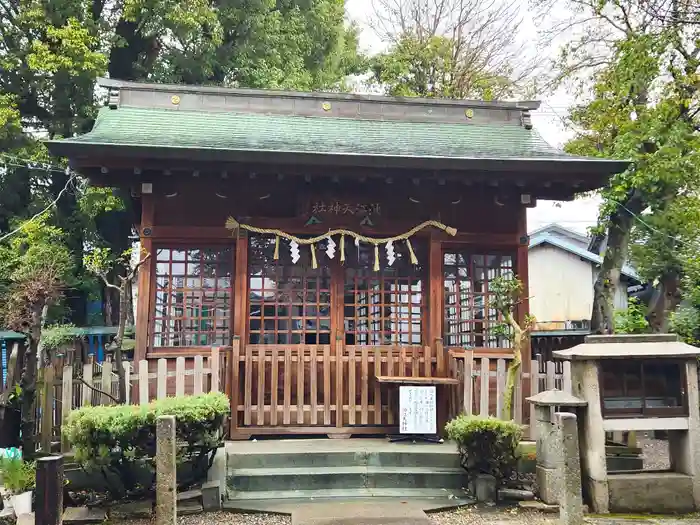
47;78;628;438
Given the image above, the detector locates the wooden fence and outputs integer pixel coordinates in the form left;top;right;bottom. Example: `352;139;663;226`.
41;345;573;446
41;348;228;451
448;351;572;440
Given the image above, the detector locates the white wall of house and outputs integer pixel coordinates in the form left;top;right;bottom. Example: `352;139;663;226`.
529;244;594;323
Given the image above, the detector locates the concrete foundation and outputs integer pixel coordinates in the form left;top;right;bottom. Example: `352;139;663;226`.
608;472;696;514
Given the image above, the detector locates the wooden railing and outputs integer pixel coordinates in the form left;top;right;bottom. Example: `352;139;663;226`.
229;342;453;436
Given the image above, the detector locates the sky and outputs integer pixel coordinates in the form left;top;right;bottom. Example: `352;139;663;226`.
345;0;601;236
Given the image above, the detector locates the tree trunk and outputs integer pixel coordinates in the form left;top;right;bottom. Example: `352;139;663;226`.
648;271;682;333
113;282;129;403
503;314;524;419
104;286;113;327
20;304;43;459
125;280;135;327
591;193;644;334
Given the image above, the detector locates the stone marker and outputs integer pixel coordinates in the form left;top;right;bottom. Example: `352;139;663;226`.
156;415;177;525
35;456;64;525
526;389;587;505
555;412;584;525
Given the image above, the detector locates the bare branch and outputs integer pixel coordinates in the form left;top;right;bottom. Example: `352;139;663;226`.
75;376;119;403
370;0;541;98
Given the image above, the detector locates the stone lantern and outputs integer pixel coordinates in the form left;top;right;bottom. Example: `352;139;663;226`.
553;334;700;514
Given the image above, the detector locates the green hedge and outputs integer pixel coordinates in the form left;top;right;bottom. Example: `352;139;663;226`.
63;392;229;501
445;415;523;486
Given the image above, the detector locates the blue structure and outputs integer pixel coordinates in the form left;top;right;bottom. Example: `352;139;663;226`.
0;331;24;387
0;327;121;372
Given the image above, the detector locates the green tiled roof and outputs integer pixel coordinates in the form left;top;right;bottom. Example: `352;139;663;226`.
58;106;585;161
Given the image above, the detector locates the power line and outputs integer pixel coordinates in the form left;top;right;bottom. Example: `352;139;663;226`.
0;154;79;243
609;197;687;245
0;153;77;176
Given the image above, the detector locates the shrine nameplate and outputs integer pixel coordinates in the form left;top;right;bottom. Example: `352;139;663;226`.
399;386;436;434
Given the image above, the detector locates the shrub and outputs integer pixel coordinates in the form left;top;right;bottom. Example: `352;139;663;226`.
0;457;35;494
445;415;523;486
62;392;229;501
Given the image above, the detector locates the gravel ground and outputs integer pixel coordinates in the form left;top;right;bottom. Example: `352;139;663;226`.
430;506;559;525
111;511;291;525
430;506;700;525
638;433;670;470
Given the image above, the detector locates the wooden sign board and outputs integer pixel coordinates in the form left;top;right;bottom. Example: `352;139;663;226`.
399;386;437;434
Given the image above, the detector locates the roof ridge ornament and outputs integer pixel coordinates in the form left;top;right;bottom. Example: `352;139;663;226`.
520;109;532;130
108;87;120;110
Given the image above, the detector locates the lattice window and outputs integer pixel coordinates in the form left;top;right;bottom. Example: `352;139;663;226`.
153;246;233;347
443;252;514;348
248;235;331;344
344;241;425;345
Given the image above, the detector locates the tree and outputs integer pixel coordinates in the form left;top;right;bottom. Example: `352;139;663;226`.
1;0;365;328
490;276;534;419
534;0;700;333
0;217;74;457
84;247;150;403
628;196;700;331
369;0;538;99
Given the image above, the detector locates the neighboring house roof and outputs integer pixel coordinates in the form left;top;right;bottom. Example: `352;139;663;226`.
529;224;639;281
528;223;589;249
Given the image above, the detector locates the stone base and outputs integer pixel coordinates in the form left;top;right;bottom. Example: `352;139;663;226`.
536;465;561;505
110;500;154;519
202;481;222;510
62;507;106;524
473;474;497;503
608;472;696;514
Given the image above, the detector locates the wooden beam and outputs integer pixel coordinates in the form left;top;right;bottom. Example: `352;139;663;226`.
135;193;155;362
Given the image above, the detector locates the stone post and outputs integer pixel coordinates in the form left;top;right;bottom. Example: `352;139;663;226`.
35;455;64;525
156;415;177;525
570;360;609;513
555;412;584;525
668;361;700;508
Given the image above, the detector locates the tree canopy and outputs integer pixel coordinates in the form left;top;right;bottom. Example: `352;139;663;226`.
535;0;700;335
0;0;364;325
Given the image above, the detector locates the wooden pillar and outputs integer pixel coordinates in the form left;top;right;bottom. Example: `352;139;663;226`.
516;204;532;424
232;230;248;343
331;262;345;431
135;193;155;362
230;230;248;437
35;455;64;525
428;234;443;346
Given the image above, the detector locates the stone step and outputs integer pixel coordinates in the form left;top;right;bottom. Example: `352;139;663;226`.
227;450;461;470
225;487;472;503
227;466;466;492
